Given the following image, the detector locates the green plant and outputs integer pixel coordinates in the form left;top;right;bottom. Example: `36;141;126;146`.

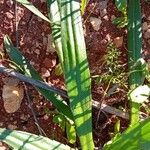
128;0;144;126
1;0;94;149
95;42;127;89
113;0;128;28
48;0;94;148
103;1;150;149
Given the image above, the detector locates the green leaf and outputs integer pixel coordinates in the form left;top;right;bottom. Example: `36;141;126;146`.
104;118;150;150
112;17;127;28
48;0;94;149
54;63;63;76
129;85;150;104
115;0;127;13
53;114;66;131
81;0;87;14
128;0;143;126
66;122;76;144
16;0;50;23
4;35;73;121
0;128;74;150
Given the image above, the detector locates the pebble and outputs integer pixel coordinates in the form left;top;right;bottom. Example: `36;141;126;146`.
35;49;40;55
105;34;111;42
43;36;47;45
99;0;108;10
2;77;19;86
43;114;49;120
111;15;116;21
6;12;13;19
101;9;107;17
8;124;17;130
147;16;150;21
47;35;56;53
41;68;50;78
103;15;109;21
113;36;123;48
144;29;150;39
90;17;102;31
43;57;56;68
142;22;148;31
148;39;150;45
0;123;3;126
20;114;28;121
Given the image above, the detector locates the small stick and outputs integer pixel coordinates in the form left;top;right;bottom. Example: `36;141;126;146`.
24;83;46;136
0;66;129;120
0;66;67;98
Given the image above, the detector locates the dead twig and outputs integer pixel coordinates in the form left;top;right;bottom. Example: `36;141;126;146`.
24;83;46;136
0;66;129;120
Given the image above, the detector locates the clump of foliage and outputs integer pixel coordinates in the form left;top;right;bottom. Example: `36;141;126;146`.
113;0;128;28
96;42;127;88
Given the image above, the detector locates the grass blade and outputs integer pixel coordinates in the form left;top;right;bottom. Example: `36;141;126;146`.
0;128;74;150
16;0;50;23
48;0;94;149
104;118;150;150
128;0;143;126
4;35;73;121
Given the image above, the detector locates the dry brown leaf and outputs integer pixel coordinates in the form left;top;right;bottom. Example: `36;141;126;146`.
2;85;24;113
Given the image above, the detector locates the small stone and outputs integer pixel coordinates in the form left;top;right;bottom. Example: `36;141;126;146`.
103;15;109;21
37;17;42;22
35;49;40;55
111;15;116;21
2;85;24;113
43;57;56;68
20;114;28;121
100;9;107;17
8;124;17;130
43;114;49;120
47;35;56;53
105;34;111;42
0;123;3;127
43;36;47;45
41;68;50;78
90;17;102;31
142;22;148;31
113;36;123;48
148;39;150;45
40;0;46;3
99;0;108;10
30;61;35;66
147;16;150;21
3;77;19;86
6;12;14;19
144;29;150;39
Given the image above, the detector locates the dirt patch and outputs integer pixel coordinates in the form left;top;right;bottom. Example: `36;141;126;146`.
0;0;150;149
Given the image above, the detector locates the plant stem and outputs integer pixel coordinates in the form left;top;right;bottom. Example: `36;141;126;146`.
128;0;143;126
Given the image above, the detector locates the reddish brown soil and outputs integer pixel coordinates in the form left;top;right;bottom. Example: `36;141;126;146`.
0;0;150;149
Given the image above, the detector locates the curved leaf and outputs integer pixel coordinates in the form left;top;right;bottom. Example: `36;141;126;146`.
0;128;75;150
104;119;150;150
16;0;50;23
4;35;73;121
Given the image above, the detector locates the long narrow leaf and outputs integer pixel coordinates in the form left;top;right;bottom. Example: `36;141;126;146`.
16;0;50;23
4;35;73;121
128;0;143;125
104;119;150;150
0;128;74;150
48;0;94;149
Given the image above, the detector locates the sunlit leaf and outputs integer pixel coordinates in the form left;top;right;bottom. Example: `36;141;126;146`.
129;85;150;104
104;118;150;150
16;0;50;23
0;128;74;150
